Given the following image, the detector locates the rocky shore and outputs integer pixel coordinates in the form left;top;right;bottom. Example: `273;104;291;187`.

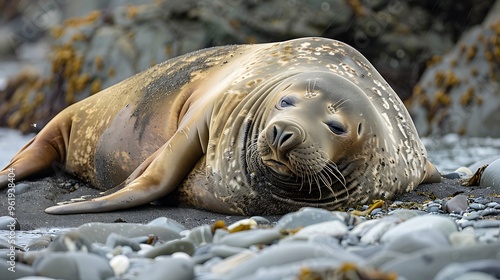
0;175;499;279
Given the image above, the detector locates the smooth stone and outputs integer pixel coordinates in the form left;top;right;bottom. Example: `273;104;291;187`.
215;229;281;248
147;217;186;233
106;232;141;251
469;203;486;210
249;216;271;224
13;183;32;194
455;272;498;280
360;218;398;244
0;216;20;230
427;206;440;213
238;257;345;280
0;260;36;280
109;254;130;276
75;222;181;243
480;158;500;189
473;220;500;228
185;224;213;245
487;202;500;208
222;242;363;279
380;215;458;243
48;232;92;252
348;244;385;259
449;230;477;247
143;239;195;258
474;197;490;205
380;241;500;280
480;208;500;216
444;195;468;214
34;252;114;280
136;257;194;280
209;245;247;258
387;209;425;220
25;235;55;251
275;207;341;230
384;228;450;253
294;220;348;238
17;277;59;280
434;260;500;280
463;211;482;220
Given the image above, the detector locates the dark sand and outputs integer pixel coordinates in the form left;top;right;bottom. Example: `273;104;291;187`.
2;175;499;230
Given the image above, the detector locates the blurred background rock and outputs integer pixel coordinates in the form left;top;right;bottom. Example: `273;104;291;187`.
0;0;497;136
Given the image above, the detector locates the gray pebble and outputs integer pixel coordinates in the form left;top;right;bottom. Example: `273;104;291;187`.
0;216;20;230
434;260;500;280
209;244;247;258
275;207;341;230
384;228;450;254
294;220;348;238
143;239;195;258
186;224;213;245
470;203;486;210
136;257;194;280
462;211;482;220
106;232;141;251
444;195;468;214
147;217;186;233
34;252;114;280
14;183;31;194
48;232;92;252
381;215;457;243
473;220;500;228
487;202;500;209
380;241;500;280
215;229;281;248
75;222;181;243
474;197;490;205
25;235;55;251
223;242;362;279
0;259;35;280
480;208;500;217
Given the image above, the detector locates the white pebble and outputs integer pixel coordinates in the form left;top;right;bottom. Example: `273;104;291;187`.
172;252;191;260
109;254;130;276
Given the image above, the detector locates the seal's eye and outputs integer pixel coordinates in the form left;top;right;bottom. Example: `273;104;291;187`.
326;121;346;135
279;96;295;108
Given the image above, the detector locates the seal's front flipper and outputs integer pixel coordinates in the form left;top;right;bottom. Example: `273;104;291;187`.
0;117;69;189
45;119;208;214
421;161;441;184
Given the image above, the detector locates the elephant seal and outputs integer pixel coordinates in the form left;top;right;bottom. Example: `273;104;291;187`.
0;37;441;215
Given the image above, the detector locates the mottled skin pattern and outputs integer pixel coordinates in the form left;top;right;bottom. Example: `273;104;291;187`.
0;37;440;215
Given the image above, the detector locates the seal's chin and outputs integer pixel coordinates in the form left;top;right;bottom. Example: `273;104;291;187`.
262;159;293;176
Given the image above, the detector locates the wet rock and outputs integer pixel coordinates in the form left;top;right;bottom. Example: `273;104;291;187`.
380;242;500;280
434;260;500;280
444;194;468;213
275;207;342;230
0;216;20;230
136;257;194;280
143;239;195;258
34;252;114;280
215;229;281;248
74;222;181;243
380;215;458;243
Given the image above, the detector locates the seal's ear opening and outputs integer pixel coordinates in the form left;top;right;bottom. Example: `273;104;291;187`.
422;161;442;184
357;123;362;136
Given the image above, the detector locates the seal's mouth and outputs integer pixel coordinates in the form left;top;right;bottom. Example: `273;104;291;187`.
262;159;293;176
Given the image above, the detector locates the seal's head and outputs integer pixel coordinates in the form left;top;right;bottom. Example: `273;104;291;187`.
255;71;375;201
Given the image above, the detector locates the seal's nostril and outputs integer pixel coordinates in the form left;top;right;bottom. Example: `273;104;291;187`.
279;132;293;148
272;125;278;144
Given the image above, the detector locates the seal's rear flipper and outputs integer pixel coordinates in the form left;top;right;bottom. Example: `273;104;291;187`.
0;115;70;189
421;161;441;184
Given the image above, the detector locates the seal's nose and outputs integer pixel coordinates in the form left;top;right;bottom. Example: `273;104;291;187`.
266;121;305;156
